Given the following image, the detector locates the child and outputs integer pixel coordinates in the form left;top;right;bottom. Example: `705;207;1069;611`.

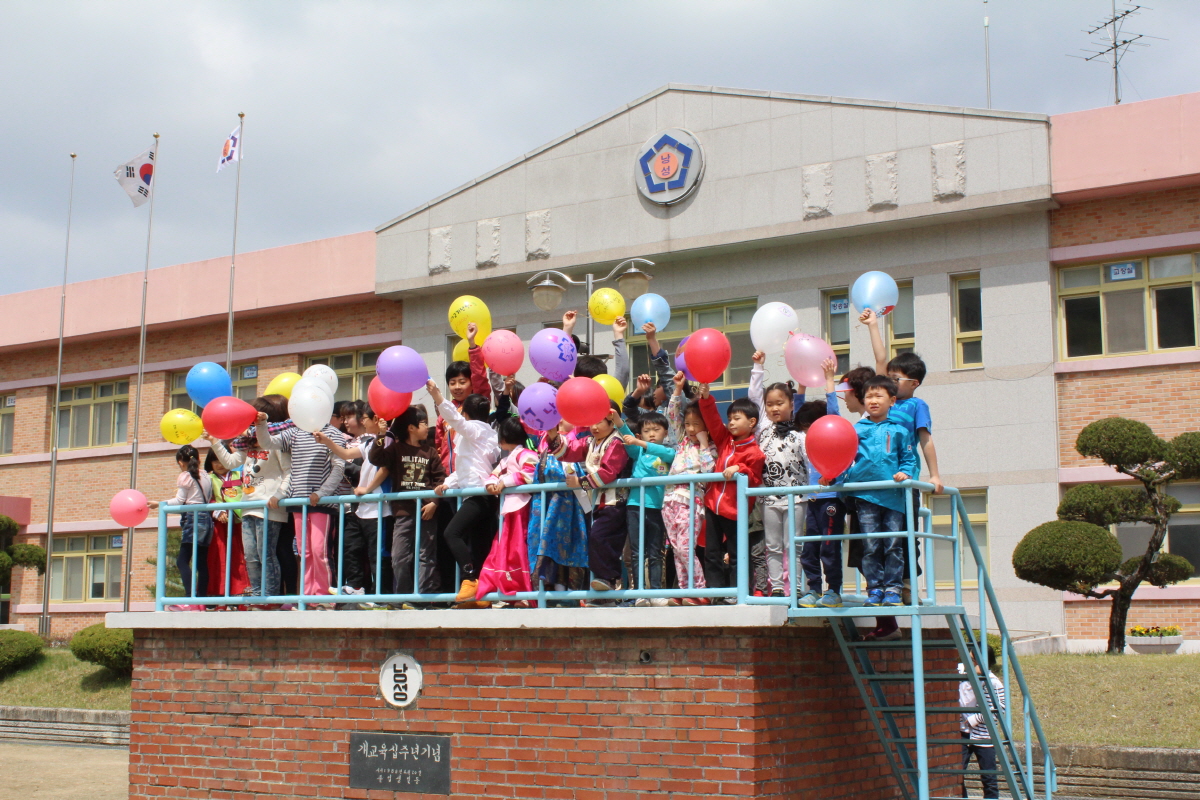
148;445;213;609
824;375;917;607
662;371;713;602
527;419;591;598
479;417;539;602
959;645;1006;800
561;310;630;386
622;322;675;424
437;321;491;473
618;410;674;603
749;351;809;597
793;358;845;608
204;449;249;599
544;401;629;593
428;379;502;608
697;384;766;591
368;404;444;597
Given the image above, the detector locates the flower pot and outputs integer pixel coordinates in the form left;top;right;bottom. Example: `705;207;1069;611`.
1128;635;1183;654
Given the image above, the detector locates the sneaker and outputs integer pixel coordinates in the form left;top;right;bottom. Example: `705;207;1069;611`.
634;598;652;607
590;578;614;592
797;591;820;608
753;589;765;597
864;626;903;642
817;591;843;608
666;598;681;607
358;601;380;610
769;588;786;598
454;579;479;607
682;597;709;606
866;589;885;607
883;590;903;607
279;603;297;611
649;598;670;607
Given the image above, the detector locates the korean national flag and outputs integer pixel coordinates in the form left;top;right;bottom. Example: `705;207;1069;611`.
217;125;241;172
113;146;156;208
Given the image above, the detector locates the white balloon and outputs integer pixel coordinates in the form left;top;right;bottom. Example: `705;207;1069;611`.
302;363;339;394
289;381;335;433
295;376;334;399
750;302;799;355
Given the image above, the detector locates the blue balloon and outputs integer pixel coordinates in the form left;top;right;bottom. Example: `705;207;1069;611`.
850;271;900;317
185;362;233;408
629;292;671;332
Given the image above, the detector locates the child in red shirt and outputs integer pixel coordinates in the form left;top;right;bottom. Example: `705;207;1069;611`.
697;385;766;592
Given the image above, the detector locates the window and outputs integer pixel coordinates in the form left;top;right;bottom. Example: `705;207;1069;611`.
169;364;258;413
1058;254;1199;359
929;491;989;586
952;274;983;368
626;301;756;389
0;394;13;455
306;350;381;402
1115;483;1200;580
822;289;851;375
49;534;123;602
887;280;915;359
56;382;129;449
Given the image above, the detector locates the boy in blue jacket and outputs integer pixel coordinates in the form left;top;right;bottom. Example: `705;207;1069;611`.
823;375;917;606
619;411;675;603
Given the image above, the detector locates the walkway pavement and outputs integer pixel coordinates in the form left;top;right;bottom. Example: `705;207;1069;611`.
0;741;126;799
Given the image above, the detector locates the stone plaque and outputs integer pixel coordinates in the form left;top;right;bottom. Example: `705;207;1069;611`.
378;652;423;708
349;732;451;794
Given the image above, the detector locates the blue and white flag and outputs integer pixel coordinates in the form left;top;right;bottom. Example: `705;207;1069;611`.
114;145;156;207
217;125;241;172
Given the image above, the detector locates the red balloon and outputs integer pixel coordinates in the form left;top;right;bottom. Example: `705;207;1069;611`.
556;377;612;428
367;377;412;420
683;328;731;384
805;415;859;480
201;396;258;440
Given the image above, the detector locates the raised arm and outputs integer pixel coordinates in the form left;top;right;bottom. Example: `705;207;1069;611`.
205;436;247;471
313;429;365;461
748;352;768;434
466;323;490;398
254;415;291;452
861;309;889;376
698;391;730;449
612;316;629;387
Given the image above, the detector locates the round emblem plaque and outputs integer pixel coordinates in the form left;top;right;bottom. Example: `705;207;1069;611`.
378;652;423;708
634;128;705;205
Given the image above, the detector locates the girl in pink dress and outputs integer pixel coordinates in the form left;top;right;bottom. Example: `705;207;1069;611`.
476;418;539;604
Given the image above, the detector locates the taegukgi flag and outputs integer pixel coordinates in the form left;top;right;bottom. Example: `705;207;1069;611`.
217;125;241;172
114;146;156;207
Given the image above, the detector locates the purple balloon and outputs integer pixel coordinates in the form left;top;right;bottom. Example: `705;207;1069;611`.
674;335;696;382
376;345;428;393
529;328;577;383
517;382;561;431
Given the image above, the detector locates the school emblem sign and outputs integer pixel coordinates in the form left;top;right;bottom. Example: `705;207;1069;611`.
635;128;705;205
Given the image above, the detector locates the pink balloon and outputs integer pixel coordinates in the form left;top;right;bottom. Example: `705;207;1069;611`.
110;489;149;528
784;333;836;387
482;330;524;376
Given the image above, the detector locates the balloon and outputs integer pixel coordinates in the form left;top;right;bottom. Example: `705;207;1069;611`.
289;379;336;433
683;328;731;384
516;382;561;431
367;377;412;420
750;302;799;355
674;335;696;382
160;408;202;445
376;345;429;393
302;364;339;395
264;372;302;398
529;328;577;382
201;396;259;440
556;377;612;428
629;292;671;332
185;362;232;408
588;288;626;327
451;339;470;363
805;414;859;480
110;489;149;528
448;295;492;341
784;333;837;387
482;329;524;376
594;373;626;405
851;271;900;317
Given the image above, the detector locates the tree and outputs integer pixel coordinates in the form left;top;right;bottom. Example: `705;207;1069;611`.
1012;418;1199;654
0;514;45;586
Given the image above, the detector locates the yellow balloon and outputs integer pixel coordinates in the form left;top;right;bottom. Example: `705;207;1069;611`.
452;338;470;363
588;288;626;327
594;373;626;405
161;408;203;445
448;295;492;341
264;371;302;398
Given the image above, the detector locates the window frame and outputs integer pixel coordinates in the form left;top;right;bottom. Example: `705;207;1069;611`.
49;533;124;603
170;364;258;414
952;273;984;369
821;288;852;376
1056;253;1199;361
306;350;382;403
887;279;915;360
625;300;757;390
927;489;989;588
56;381;130;450
0;393;13;455
1113;482;1200;584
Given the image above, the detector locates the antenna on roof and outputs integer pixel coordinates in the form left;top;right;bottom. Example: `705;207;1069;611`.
1068;2;1162;105
983;1;992;109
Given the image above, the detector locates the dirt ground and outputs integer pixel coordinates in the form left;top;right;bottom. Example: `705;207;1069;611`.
0;742;127;799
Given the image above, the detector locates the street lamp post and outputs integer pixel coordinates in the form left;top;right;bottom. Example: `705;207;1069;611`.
526;258;654;350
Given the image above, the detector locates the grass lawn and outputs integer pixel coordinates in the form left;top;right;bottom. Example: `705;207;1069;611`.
1010;653;1200;749
0;647;130;711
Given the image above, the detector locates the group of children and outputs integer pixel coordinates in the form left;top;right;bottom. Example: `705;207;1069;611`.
156;308;942;625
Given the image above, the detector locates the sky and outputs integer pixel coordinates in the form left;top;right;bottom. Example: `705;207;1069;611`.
2;1;1197;294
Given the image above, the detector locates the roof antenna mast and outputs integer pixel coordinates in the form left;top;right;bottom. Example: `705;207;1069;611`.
1069;2;1159;105
983;1;992;109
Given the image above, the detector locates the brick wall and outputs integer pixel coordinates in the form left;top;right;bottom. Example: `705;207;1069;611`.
1056;362;1200;469
1065;597;1200;639
1050;184;1200;248
128;625;962;799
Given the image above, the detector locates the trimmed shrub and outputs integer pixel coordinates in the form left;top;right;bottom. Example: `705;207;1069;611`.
1169;431;1200;480
1123;553;1195;588
7;543;46;574
1057;484;1156;528
0;630;44;675
0;550;11;585
70;624;133;676
1075;417;1166;468
1012;520;1122;593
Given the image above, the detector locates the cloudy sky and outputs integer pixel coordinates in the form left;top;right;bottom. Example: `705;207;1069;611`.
3;1;1196;294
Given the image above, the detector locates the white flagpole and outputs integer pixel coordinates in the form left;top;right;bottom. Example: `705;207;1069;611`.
123;133;159;613
225;113;244;373
39;153;77;638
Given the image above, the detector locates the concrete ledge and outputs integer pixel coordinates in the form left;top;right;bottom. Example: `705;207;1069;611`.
0;705;129;747
107;605;792;631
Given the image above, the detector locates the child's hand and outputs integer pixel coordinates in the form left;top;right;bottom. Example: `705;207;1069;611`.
893;472;910;483
641;322;657;336
466;322;478;346
859;308;877;327
634;374;651;397
486;483;503;495
818;476;833;487
256;412;268;423
433;484;448;496
561;309;577;334
267;497;280;510
353;486;369;497
564;473;581;489
421;501;438;520
751;350;765;365
612;316;627;338
426;378;443;404
696;431;709;447
313;430;330;447
201;430;216;443
822;357;837;379
215;511;228;524
308;492;321;506
698;383;710;399
672;371;686;394
929;475;945;495
147;500;159;510
722;466;740;480
503;375;515;396
622;434;642;448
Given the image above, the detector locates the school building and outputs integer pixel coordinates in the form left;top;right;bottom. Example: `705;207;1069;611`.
2;84;1198;647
